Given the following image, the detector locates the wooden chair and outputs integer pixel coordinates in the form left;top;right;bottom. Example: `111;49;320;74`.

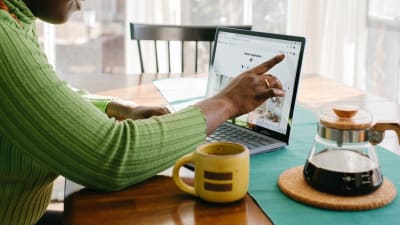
130;23;252;73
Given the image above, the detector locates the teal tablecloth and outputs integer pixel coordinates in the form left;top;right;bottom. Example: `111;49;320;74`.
249;106;400;225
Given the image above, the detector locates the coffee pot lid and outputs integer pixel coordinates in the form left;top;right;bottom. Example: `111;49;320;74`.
319;105;372;130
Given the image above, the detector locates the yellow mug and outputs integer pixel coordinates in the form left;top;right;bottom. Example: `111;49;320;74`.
173;142;249;203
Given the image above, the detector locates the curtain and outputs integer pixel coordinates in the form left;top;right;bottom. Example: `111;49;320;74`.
125;0;182;73
287;0;368;90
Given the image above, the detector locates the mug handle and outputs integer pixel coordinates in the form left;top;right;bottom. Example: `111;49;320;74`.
172;153;196;196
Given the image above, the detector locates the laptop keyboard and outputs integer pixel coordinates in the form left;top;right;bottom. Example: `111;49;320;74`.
205;123;275;149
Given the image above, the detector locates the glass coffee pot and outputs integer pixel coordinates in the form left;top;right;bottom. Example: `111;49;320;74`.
303;105;400;196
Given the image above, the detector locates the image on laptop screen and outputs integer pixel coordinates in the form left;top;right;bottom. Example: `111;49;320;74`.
206;27;305;143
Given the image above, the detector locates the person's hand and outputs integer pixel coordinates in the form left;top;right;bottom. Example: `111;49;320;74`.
122;105;171;120
196;54;285;134
216;54;285;117
106;99;170;121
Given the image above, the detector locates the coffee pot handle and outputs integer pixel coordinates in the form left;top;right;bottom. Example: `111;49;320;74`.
370;122;400;145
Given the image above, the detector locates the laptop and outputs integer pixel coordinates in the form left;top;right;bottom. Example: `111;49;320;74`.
204;27;306;155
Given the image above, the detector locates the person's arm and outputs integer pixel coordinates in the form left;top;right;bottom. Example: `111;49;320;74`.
105;52;284;131
72;87;171;120
196;54;285;134
0;21;206;191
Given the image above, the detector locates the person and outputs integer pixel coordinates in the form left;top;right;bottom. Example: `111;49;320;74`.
0;0;285;224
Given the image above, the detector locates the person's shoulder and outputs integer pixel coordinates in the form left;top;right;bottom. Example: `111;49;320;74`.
0;9;15;24
0;12;36;51
0;11;39;72
0;10;22;32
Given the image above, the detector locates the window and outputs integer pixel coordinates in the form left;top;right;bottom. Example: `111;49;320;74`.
37;0;126;76
37;0;287;75
367;0;400;102
36;0;399;103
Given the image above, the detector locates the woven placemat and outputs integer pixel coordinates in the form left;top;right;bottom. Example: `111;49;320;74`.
278;166;397;211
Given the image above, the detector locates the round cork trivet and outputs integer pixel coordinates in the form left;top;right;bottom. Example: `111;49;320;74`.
278;166;397;211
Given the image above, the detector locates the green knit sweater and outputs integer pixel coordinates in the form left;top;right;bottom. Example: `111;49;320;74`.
0;1;206;224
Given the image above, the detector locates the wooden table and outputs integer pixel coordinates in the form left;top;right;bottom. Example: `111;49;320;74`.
62;73;400;225
64;176;271;225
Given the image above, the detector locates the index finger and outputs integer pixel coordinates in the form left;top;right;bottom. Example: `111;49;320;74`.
251;54;285;75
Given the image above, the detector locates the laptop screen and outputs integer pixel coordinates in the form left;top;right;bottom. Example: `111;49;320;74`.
206;27;305;143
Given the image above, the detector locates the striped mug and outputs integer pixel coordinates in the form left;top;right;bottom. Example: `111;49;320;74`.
173;142;249;203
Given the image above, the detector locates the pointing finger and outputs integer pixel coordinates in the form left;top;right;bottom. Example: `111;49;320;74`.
251;54;285;75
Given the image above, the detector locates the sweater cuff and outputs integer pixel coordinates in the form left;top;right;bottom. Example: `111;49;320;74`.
89;98;113;113
70;86;114;113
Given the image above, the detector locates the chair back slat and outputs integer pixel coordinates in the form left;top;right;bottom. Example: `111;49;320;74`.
136;40;144;73
195;41;198;73
154;40;159;73
167;41;171;73
181;41;184;72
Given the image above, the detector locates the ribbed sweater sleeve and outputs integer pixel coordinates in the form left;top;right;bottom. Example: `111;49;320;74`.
0;11;206;192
